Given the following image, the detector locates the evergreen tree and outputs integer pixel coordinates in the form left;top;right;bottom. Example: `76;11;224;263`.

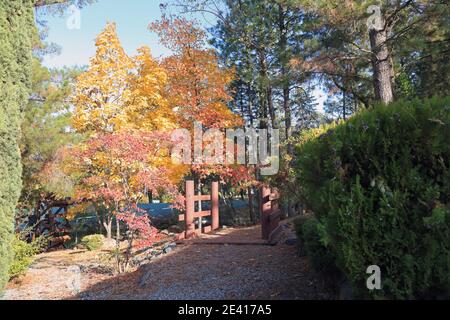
17;60;83;227
0;0;36;290
290;0;449;104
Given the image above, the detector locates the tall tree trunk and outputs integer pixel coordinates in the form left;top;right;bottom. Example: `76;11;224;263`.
283;87;291;139
148;190;153;203
257;47;270;130
258;91;268;129
246;83;255;126
369;28;394;104
248;187;255;224
116;216;120;241
103;215;112;239
267;86;276;128
278;4;291;140
279;4;293;217
93;203;103;233
343;90;347;120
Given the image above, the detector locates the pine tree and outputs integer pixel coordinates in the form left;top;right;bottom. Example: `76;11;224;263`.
291;0;448;104
17;60;83;228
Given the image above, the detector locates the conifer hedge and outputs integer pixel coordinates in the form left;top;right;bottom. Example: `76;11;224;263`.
0;0;35;290
294;97;450;299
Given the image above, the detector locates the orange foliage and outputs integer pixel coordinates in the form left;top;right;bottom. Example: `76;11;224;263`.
150;17;243;130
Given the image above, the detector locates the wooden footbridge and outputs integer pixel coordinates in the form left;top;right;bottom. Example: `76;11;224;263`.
176;180;284;245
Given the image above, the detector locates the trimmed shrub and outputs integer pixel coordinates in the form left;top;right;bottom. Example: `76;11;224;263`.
294;97;450;299
81;234;105;251
0;1;36;291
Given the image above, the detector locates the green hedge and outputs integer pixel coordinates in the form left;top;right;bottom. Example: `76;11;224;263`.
0;1;35;291
294;216;340;277
294;97;450;299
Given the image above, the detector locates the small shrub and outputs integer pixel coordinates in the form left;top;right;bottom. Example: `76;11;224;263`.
294;97;450;299
9;232;47;280
81;234;104;251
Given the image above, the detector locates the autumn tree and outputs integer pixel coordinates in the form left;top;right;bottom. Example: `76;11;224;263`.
65;131;178;272
150;16;245;186
150;16;262;221
150;16;241;130
70;22;133;238
67;132;178;240
72;23;135;133
70;22;183;239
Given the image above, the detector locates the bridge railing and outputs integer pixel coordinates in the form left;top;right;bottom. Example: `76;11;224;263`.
177;180;219;239
259;186;282;243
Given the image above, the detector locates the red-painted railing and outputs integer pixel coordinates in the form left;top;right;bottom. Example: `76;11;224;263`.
176;181;282;243
259;186;282;243
177;180;219;239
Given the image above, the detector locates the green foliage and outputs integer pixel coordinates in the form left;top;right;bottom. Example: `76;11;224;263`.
210;0;318;129
0;0;36;291
395;4;450;100
9;231;47;280
294;216;340;275
9;239;35;280
294;97;450;299
19;60;83;206
81;234;104;251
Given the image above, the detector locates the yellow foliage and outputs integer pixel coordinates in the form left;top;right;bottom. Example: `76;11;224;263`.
69;19;247;208
72;23;177;135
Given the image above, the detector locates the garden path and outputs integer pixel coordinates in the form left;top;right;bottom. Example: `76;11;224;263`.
1;221;331;300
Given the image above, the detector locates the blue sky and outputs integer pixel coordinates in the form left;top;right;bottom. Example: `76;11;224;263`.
39;0;326;110
41;0;172;68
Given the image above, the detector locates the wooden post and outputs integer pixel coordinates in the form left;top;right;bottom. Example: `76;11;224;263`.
248;187;255;224
211;181;219;230
197;179;203;233
270;191;280;237
260;186;271;240
185;180;196;238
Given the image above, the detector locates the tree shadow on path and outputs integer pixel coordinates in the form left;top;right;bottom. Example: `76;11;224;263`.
72;225;333;300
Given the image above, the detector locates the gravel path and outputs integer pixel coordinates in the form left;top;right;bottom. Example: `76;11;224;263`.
1;222;331;300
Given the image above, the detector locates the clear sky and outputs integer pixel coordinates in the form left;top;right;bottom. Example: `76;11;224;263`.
40;0;326;110
41;0;172;68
